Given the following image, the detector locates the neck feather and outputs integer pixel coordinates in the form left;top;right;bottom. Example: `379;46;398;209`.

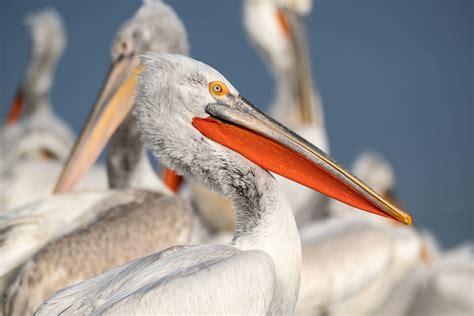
222;160;302;313
23;50;61;114
270;63;325;129
107;114;169;194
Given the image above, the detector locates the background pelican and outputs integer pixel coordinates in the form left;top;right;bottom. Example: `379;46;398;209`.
367;244;473;316
36;53;410;315
0;9;106;213
403;244;474;316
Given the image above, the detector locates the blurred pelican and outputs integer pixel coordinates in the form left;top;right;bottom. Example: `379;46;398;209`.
0;9;106;213
403;244;474;316
1;3;199;314
244;0;324;132
36;53;411;315
190;0;329;235
367;243;473;316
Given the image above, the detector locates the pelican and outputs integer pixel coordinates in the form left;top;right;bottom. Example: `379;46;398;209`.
365;243;473;316
190;0;329;235
35;53;411;315
1;3;196;314
403;244;474;316
0;9;106;213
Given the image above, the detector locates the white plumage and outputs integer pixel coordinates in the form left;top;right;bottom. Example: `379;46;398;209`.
0;190;136;279
374;243;474;316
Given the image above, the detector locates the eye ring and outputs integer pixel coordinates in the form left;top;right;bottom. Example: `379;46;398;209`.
209;81;229;97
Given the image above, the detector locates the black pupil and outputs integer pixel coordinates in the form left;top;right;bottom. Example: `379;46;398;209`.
214;85;221;92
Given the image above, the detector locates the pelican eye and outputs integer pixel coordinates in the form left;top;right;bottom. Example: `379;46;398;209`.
209;81;229;97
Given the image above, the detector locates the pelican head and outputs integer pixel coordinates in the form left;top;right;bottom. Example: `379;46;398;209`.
243;0;319;127
352;151;396;197
352;151;404;211
134;53;412;225
54;0;188;192
24;9;66;99
5;9;66;126
111;0;189;62
243;0;309;71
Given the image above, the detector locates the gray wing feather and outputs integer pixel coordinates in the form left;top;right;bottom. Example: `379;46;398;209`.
0;191;129;278
35;244;276;315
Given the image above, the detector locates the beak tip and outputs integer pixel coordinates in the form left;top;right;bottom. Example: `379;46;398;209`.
52;185;63;195
400;212;413;225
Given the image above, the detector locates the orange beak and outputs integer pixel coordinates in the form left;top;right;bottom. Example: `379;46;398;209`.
54;55;141;193
192;98;412;225
5;89;25;127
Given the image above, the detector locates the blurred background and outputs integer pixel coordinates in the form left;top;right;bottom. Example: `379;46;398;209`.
0;0;471;248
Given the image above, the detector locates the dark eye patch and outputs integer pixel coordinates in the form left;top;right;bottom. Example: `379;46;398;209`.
39;148;59;161
187;73;206;87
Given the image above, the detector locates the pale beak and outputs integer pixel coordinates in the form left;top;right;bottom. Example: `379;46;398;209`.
54;55;140;193
192;97;412;225
281;8;319;126
4;88;25;127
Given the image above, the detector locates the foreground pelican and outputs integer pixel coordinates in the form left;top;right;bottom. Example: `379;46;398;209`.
0;9;106;213
36;53;411;315
191;0;328;234
1;2;195;314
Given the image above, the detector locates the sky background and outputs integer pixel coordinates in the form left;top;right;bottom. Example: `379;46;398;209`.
0;0;472;248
